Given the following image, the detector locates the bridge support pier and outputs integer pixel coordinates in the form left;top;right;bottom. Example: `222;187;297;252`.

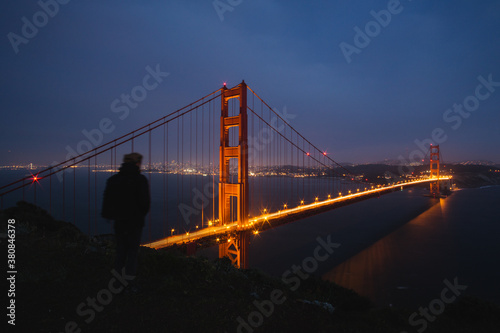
218;81;249;269
219;231;249;268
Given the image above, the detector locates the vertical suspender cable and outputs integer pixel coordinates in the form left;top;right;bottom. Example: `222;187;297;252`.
73;158;76;225
181;112;184;228
260;97;263;212
177;111;180;226
163;122;166;238
49;171;52;215
211;99;215;224
190;110;193;211
88;157;91;236
94;155;97;236
62;168;65;222
148;127;152;242
201;101;205;227
196;102;199;225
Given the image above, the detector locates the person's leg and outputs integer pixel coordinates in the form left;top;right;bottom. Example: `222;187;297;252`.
124;226;143;278
114;223;127;273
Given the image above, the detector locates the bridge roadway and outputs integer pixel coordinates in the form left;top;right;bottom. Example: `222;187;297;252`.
143;177;451;250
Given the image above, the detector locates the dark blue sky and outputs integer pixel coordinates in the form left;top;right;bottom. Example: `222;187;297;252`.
1;0;499;165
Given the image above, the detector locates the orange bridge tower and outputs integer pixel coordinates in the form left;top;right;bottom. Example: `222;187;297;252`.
218;81;250;268
430;144;440;197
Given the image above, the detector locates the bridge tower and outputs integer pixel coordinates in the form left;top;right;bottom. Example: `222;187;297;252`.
430;144;440;197
218;81;250;269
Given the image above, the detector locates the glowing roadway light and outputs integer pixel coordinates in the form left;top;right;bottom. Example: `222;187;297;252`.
300;200;304;205
284;204;287;209
171;228;175;236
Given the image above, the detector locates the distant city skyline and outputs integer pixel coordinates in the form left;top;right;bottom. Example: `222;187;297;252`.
1;1;499;166
2;158;499;172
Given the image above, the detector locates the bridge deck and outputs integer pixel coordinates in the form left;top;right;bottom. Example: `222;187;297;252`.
143;177;451;250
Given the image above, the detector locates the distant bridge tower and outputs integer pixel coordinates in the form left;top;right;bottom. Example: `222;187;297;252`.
218;81;249;269
430;145;440;197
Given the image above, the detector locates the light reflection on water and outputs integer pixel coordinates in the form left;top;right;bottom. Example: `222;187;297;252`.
322;187;500;308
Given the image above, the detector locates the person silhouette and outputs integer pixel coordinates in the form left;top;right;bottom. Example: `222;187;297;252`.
102;152;150;292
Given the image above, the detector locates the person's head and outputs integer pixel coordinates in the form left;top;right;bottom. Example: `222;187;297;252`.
123;152;143;166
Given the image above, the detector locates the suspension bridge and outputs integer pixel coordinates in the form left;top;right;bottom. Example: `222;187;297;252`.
0;81;451;268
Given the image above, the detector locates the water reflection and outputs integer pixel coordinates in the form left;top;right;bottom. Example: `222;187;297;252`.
322;232;396;303
322;197;461;307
